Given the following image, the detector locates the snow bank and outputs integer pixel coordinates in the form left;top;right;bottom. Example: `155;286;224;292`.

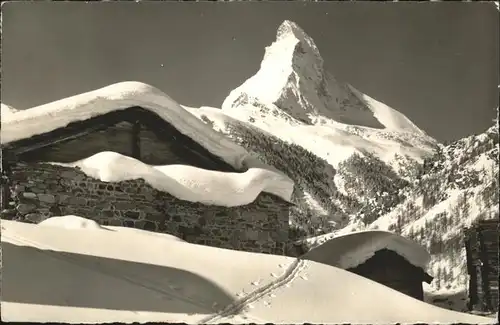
54;151;294;206
39;215;185;241
302;230;431;270
38;215;105;230
1;219;493;324
0;81;270;172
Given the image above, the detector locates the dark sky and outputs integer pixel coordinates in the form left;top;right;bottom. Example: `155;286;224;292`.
1;1;498;142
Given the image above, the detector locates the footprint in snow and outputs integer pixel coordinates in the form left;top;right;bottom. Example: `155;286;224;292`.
270;272;279;278
263;301;271;307
278;263;285;268
300;275;309;281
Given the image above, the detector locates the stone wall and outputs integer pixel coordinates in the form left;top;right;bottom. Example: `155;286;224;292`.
3;162;290;255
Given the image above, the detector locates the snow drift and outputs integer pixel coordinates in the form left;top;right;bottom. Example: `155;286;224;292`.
301;230;431;270
1;217;493;324
39;215;106;230
53;151;294;206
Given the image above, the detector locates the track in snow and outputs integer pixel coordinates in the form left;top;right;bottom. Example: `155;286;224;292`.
198;258;309;324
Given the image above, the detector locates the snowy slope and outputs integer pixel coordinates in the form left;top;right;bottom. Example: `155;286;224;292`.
1;217;494;324
51;151;293;207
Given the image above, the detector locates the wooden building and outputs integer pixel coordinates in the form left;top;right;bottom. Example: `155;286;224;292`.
1;106;237;172
347;248;433;300
464;218;499;313
301;230;433;301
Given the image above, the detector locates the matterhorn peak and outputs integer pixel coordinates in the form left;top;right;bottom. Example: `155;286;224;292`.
276;20;304;40
260;20;324;83
275;20;323;65
222;20;429;136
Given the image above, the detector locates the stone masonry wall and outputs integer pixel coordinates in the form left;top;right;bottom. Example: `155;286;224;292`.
4;162;290;255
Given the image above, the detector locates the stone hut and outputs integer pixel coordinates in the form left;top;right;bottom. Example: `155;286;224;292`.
300;230;433;301
1;82;294;255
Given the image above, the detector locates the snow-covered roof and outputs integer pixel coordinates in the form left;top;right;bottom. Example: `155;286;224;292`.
301;230;431;271
1;82;295;206
1;218;493;324
53;151;294;207
0;81;273;172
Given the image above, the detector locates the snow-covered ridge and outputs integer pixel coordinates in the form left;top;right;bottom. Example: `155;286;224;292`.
302;230;431;270
348;85;428;136
52;151;294;207
0;81;277;173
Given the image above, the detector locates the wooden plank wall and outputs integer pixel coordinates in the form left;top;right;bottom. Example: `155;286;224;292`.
464;219;499;313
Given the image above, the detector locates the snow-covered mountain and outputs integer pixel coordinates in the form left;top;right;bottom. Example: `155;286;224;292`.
220;21;436;164
185;20;499;310
223;21;427;136
186;20;438;237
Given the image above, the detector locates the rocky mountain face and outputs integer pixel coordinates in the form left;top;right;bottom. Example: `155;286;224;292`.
186;20;499;306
